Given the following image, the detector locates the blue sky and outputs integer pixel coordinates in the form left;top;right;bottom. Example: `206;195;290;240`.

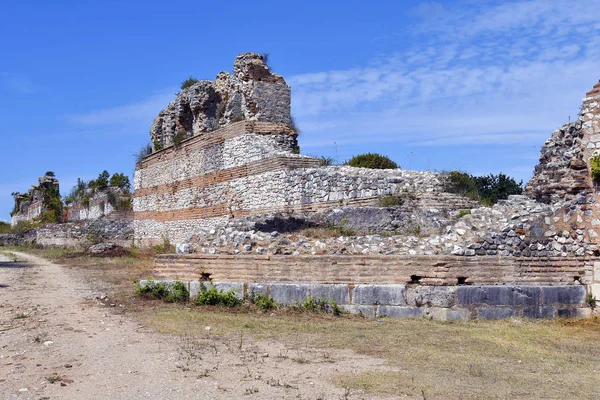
1;0;599;221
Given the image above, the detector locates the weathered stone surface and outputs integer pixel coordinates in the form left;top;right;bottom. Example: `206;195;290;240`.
457;286;541;306
149;53;292;149
310;284;350;304
377;305;423;318
405;286;456;307
213;282;244;299
269;283;310;303
352;284;405;306
540;286;585;304
476;307;517;320
523;306;556;319
341;304;376;317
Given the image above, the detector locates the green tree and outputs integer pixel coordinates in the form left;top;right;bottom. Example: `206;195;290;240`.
345;153;399;169
109;173;131;191
91;170;110;190
44;171;55;177
445;171;523;205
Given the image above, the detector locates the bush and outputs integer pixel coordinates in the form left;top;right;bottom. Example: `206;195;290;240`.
136;279;189;303
195;284;242;307
345;153;398;169
154;236;175;254
457;209;472;219
251;293;277;310
180;76;199;90
173;130;187;147
44;171;55;177
89;170;110;191
317;156;334;166
299;296;341;316
0;221;11;233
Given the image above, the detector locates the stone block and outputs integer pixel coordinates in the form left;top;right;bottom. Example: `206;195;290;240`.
376;306;424;318
556;307;579;318
310;284;350;304
248;283;268;297
590;284;600;300
457;286;540;306
428;307;471;321
341;304;376;317
353;284;405;306
541;286;585;305
269;283;310;304
213;282;244;299
405;286;456;307
523;306;556;319
476;307;517;320
189;281;201;298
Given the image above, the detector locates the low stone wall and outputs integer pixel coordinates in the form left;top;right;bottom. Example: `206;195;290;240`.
153;254;596;286
139;279;589;320
36;218;133;248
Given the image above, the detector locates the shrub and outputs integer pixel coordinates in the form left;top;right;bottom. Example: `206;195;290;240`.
317;156;334;166
136;279;189;303
173;130;187;147
378;192;416;207
44;171;55;177
251;293;277;310
153;140;164;152
590;155;600;184
587;293;597;308
135;143;153;162
345;153;398;169
0;221;10;233
180;76;199;90
154;236;175;254
195;284;242;307
89;170;110;191
290;116;301;135
299;296;341;316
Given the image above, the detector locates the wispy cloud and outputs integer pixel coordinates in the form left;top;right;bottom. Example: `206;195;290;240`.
290;0;600;149
0;72;37;94
64;89;176;127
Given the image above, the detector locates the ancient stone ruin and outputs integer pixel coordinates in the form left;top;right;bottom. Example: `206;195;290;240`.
135;55;600;320
11;173;61;226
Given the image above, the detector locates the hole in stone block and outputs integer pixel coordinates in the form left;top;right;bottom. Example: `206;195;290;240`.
457;277;470;285
410;275;422;284
200;272;212;282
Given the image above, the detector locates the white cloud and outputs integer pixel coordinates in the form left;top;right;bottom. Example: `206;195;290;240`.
290;0;600;149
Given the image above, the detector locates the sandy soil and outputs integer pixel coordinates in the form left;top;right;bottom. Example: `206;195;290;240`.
0;252;392;400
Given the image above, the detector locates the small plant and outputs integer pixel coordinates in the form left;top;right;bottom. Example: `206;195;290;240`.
135;142;153;162
195;284;242;307
154;235;175;254
180;76;199;90
345;153;398;169
153;140;164;152
14;313;27;319
457;209;472;219
590;155;600;184
317;156;334;166
336;218;355;236
299;296;342;316
586;293;597;308
251;292;277;310
291;144;301;154
136;279;189;303
173;130;187;147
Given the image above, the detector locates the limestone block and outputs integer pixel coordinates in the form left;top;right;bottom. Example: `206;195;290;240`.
541;286;585;305
427;307;470;321
457;286;541;306
522;306;556;319
352;284;406;306
376;305;424;318
340;304;376;317
269;283;310;304
310;284;350;304
405;286;456;307
476;307;517;320
213;282;244;299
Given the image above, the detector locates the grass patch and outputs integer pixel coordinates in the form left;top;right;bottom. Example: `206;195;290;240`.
136;279;189;303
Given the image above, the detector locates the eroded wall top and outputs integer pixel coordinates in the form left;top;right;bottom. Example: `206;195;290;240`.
149;53;291;149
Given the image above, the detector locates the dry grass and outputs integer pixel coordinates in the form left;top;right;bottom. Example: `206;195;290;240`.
11;248;600;398
296;227;340;239
139;306;600;399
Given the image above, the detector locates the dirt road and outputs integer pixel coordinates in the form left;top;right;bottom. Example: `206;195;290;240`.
0;252;388;400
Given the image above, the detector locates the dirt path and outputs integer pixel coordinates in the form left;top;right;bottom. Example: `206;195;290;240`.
0;252;390;400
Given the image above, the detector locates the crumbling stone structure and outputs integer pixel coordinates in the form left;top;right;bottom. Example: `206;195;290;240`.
67;187;132;222
11;174;61;226
136;55;600;319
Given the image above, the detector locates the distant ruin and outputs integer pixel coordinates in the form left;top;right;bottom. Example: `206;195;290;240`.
11;173;61;226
